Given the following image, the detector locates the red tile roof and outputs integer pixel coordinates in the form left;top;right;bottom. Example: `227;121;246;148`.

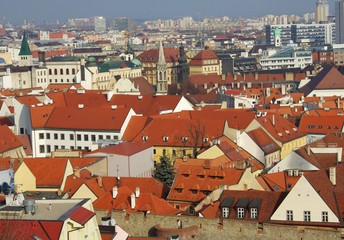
30;106;131;130
0;220;49;239
168;165;244;203
39;221;64;240
69;206;95;225
258;171;301;191
137;48;179;63
299;115;344;134
0;125;23;153
254;113;306;144
247;128;280;154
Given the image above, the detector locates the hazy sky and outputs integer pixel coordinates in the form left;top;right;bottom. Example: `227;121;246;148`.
0;0;338;24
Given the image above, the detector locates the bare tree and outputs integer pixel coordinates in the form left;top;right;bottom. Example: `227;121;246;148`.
187;120;206;158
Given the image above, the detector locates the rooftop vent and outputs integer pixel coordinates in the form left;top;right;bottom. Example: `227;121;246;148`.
78;104;84;109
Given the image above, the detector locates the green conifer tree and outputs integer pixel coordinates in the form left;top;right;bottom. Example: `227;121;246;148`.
153;155;175;187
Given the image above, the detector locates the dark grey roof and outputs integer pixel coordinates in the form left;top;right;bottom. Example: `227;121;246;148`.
220;197;234;207
235;198;250;208
248;198;262;209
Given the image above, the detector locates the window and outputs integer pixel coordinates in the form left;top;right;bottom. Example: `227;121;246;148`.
72;68;75;75
54;145;58;150
71;146;74;150
106;135;110;139
77;134;81;141
60;69;63;75
54;133;58;140
237;208;245;219
286;210;293;221
70;134;74;141
153;149;156;155
322;212;328;222
20;128;24;134
250;208;258;219
39;133;44;139
304;211;311;222
46;133;50;139
85;147;89;151
172;150;176;156
91;135;96;142
66;69;69;74
61;145;65;150
162;149;166;156
113;135;118;140
84;135;89;141
222;207;230;218
99;135;103;140
54;69;57;75
39;145;45;153
60;134;65;140
47;145;51;153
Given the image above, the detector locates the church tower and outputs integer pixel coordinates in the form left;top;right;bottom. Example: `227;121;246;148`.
177;44;189;84
156;41;168;95
18;32;33;66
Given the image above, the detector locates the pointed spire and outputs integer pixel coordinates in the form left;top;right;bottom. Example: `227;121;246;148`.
157;40;166;65
19;32;32;56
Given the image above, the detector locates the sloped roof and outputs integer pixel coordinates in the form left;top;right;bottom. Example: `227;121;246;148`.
137;48;179;63
258;171;301;192
0;125;23;153
89;142;151;156
132;118;225;147
247;128;280;155
168;164;244;203
30;106;131;130
69;206;95;225
199;190;287;222
299;64;344;96
299;115;344;134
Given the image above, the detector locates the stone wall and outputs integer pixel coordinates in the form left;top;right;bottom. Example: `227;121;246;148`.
96;210;342;240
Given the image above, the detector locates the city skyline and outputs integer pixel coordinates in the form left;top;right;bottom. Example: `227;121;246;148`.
0;0;338;24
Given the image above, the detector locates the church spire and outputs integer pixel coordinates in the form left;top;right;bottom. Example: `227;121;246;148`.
156;40;168;95
157;40;166;65
19;32;32;56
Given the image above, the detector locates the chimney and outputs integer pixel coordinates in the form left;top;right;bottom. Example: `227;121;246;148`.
135;187;140;198
307;145;311;156
337;149;342;164
234;74;237;81
131;193;136;209
97;176;103;188
272;114;275;126
73;168;80;178
112;186;118;199
329;167;336;186
116;176;121;187
255;72;258;80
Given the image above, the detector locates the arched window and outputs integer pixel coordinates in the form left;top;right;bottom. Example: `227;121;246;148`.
60;69;63;75
66;69;69;75
54;69;57;75
49;69;52;75
72;68;75;75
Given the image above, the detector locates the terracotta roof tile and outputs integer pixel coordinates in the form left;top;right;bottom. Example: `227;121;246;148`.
0;125;23;153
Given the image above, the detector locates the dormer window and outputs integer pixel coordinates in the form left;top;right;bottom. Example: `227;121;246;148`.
181;137;188;143
142;136;148;142
203;137;209;143
162;136;169;142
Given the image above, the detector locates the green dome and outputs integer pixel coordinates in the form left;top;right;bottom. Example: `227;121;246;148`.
130;59;141;67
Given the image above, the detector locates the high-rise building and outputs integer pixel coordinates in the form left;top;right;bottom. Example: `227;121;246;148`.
94;16;106;33
316;0;329;23
112;17;130;31
336;0;344;44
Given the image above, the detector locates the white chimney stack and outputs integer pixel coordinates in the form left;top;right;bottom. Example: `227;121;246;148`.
135;187;140;198
272;114;275;126
112;186;118;199
131;193;136;209
329;167;336;186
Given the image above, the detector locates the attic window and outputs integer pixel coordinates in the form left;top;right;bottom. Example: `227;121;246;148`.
181;137;188;143
142;136;148;142
203;138;209;143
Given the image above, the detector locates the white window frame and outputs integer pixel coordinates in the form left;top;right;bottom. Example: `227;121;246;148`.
286;210;293;221
222;207;230;218
304;211;311;222
250;208;258;219
322;211;328;222
237;207;245;219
